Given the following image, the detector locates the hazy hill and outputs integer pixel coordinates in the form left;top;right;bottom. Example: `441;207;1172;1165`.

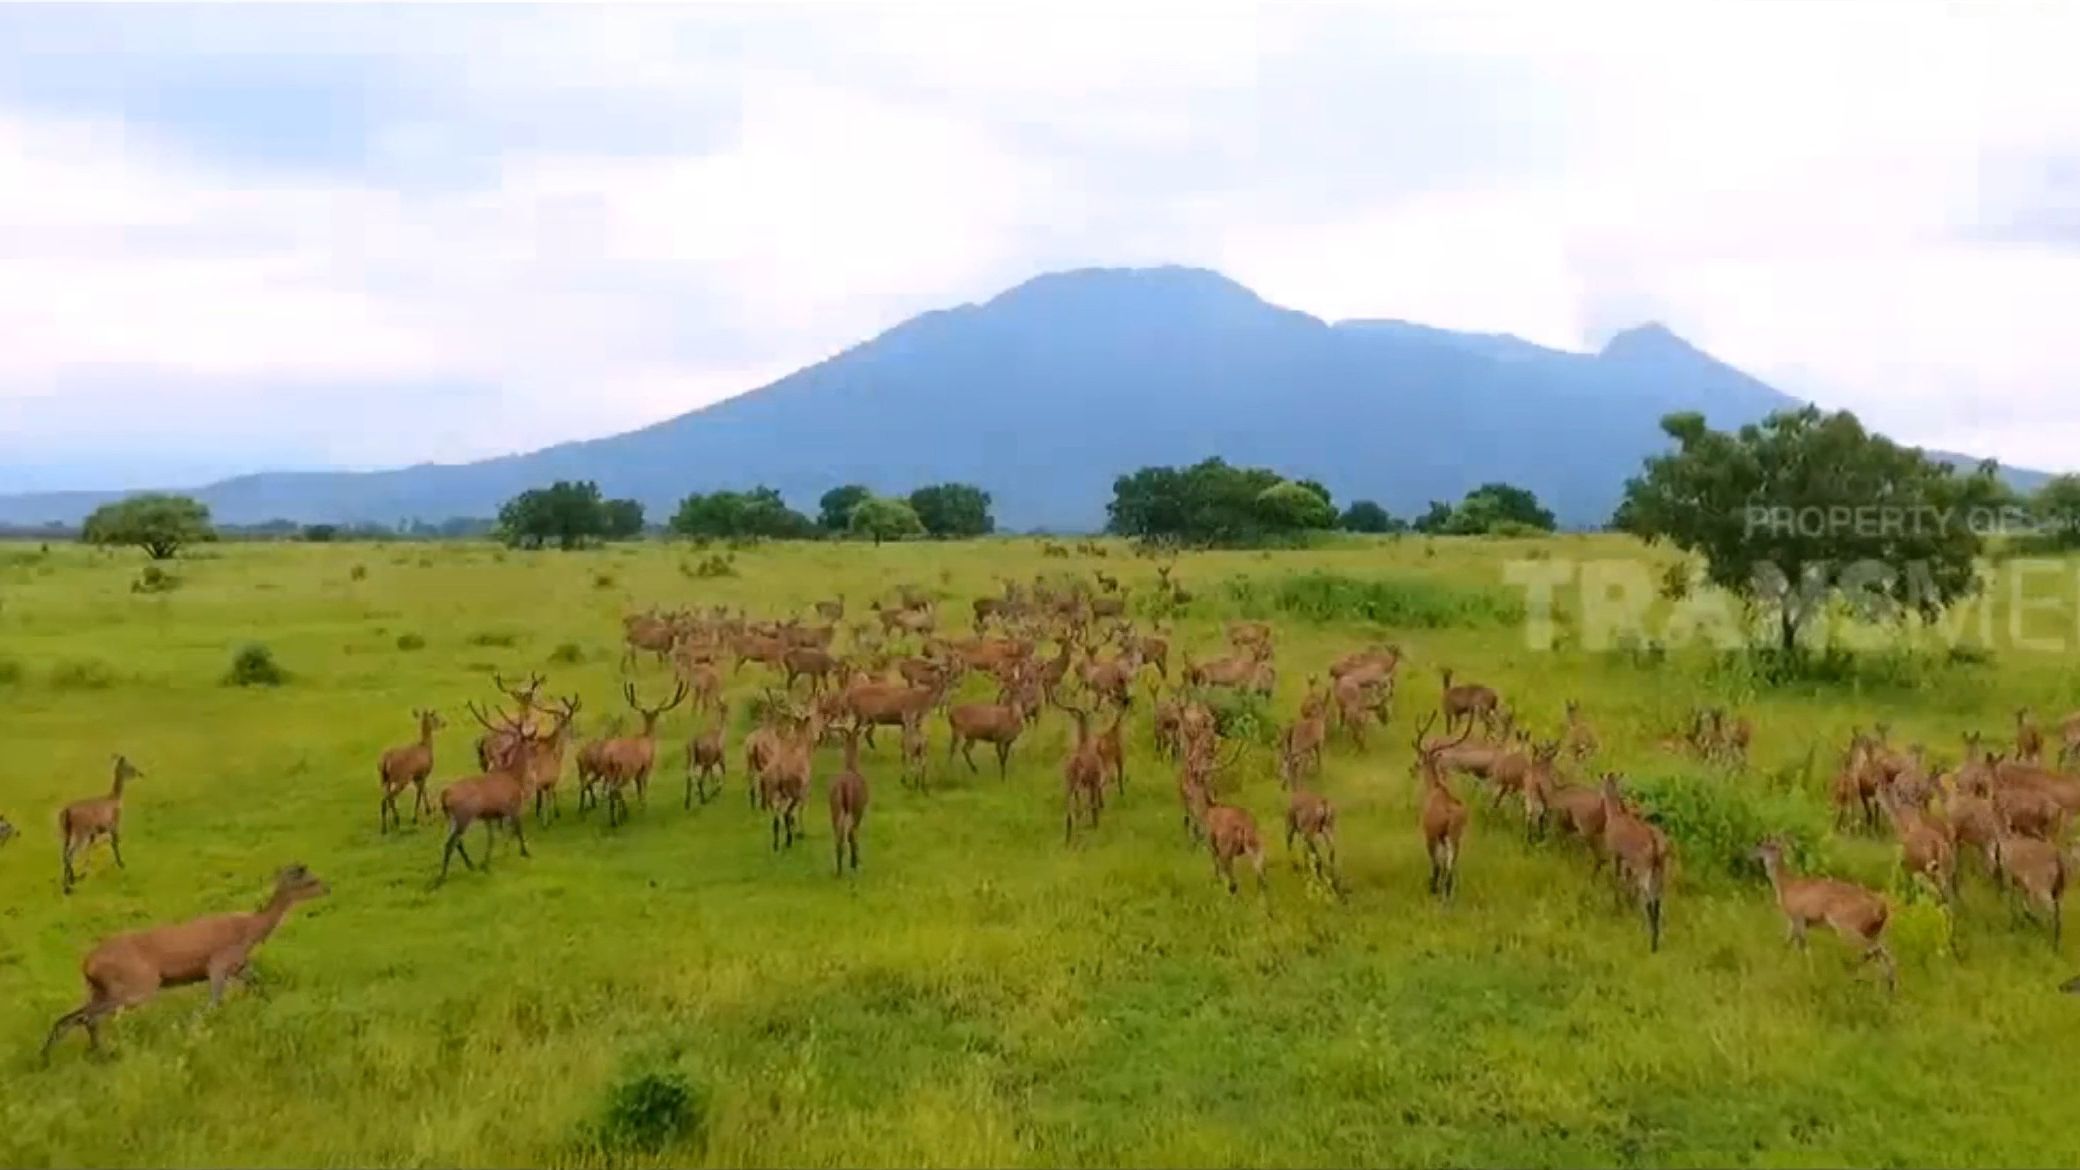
0;266;2048;531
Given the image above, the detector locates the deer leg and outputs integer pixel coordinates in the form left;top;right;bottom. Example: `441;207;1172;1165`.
61;838;77;894
771;813;782;852
439;828;473;881
109;830;125;869
413;779;430;821
959;741;979;774
510;815;531;859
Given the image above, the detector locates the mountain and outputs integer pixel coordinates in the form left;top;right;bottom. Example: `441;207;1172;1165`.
0;266;2052;531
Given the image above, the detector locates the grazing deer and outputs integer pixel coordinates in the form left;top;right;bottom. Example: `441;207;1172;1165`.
684;700;728;808
1599;774;1672;951
1412;713;1470;901
43;864;329;1063
596;680;689;827
1438;668;1499;735
439;702;552;882
828;723;869;876
1060;700;1107;844
1286;785;1342;896
379;709;445;832
1992;825;2068;946
60;756;142;895
2018;708;2046;764
1751;839;1896;992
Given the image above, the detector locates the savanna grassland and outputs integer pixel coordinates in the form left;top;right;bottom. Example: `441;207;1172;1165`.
6;534;2080;1168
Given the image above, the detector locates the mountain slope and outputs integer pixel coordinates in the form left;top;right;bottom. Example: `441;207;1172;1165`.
0;266;2051;530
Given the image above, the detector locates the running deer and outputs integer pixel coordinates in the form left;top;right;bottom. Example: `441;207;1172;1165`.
684;700;728;808
60;756;143;895
575;714;625;814
438;701;552;883
759;702;822;851
1286;785;1342;896
1438;668;1499;735
828;722;869;876
42;864;330;1063
1600;774;1672;951
378;709;445;832
597;680;689;827
1411;714;1470;901
1202;795;1267;896
1751;838;1896;992
1096;705;1128;794
1876;784;1956;902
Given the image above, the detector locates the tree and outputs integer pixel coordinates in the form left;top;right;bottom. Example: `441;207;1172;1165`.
1339;500;1402;533
818;484;871;533
497;480;606;550
1105;458;1322;545
1253;480;1337;530
600;498;645;540
907;482;995;539
848;496;925;545
81;494;214;559
669;486;814;540
2026;474;2080;550
1616;407;1985;654
1454;482;1556;533
1411;500;1456;534
301;524;338;543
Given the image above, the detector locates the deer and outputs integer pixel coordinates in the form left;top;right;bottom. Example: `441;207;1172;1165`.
0;814;14;849
1286;785;1342;896
828;722;869;876
1438;668;1501;736
899;712;930;791
2017;707;2046;764
1060;699;1107;844
815;594;845;624
438;702;553;883
1095;704;1129;794
574;714;625;815
1751;839;1896;992
684;700;729;808
60;756;143;895
759;702;822;851
1539;774;1610;867
378;709;445;832
42;864;330;1063
1876;783;1957;903
523;696;581;824
1278;681;1330;785
596;680;689;827
1200;795;1268;896
475;672;545;771
782;646;840;694
840;675;946;748
1992;824;2068;945
1599;774;1673;951
673;651;725;714
1328;672;1390;749
1562;700;1599;762
2057;709;2080;769
1411;714;1470;901
1149;681;1183;760
945;688;1031;779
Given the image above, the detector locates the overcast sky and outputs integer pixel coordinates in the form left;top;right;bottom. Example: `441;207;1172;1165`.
2;1;2076;491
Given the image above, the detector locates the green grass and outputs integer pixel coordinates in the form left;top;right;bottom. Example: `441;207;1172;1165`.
3;535;2080;1166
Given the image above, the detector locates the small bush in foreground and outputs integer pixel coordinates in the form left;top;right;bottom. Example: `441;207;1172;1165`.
585;1066;707;1156
225;643;288;687
131;565;180;594
395;633;426;652
49;658;119;690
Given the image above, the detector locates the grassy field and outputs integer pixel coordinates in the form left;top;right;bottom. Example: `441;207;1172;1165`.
5;534;2080;1167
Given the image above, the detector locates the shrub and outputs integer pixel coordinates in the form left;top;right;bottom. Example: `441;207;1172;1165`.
1222;571;1524;629
468;630;520;648
224;643;289;687
349;564;368;581
396;633;427;652
49;658;119;690
131;564;180;594
1624;769;1830;886
1202;690;1277;747
684;554;738;579
549;642;586;664
587;1067;707;1156
0;655;23;687
593;572;617;590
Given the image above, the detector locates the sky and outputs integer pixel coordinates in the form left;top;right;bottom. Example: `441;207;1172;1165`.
2;0;2077;492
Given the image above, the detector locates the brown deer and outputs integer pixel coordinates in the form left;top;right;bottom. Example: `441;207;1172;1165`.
1060;700;1107;844
523;696;581;824
1751;838;1896;992
815;594;845;624
828;722;869;876
475;672;545;770
783;646;841;694
60;756;143;895
2058;709;2080;769
1278;681;1330;785
1095;704;1129;794
1150;681;1183;760
1286;785;1342;896
945;688;1031;779
596;680;689;827
43;864;329;1063
1438;668;1499;735
1599;774;1672;951
379;709;445;832
2017;707;2046;764
759;703;822;850
1993;824;2068;945
574;714;625;815
840;675;946;748
684;700;728;808
899;712;930;791
1202;797;1267;896
1876;784;1956;902
438;702;552;883
1411;714;1470;901
1562;700;1599;762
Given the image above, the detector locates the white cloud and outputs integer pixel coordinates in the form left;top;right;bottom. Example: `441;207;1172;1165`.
3;0;2079;486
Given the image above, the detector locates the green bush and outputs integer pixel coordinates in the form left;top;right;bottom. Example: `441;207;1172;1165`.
1222;571;1524;629
683;554;738;579
349;564;368;581
1202;690;1277;747
225;643;288;687
587;1067;707;1156
395;633;426;652
549;642;586;664
593;572;616;589
0;655;23;687
131;564;180;594
49;658;119;690
467;630;520;648
1624;769;1830;886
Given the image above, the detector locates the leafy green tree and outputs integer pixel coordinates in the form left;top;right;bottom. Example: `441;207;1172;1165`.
1106;458;1321;545
601;498;646;540
848;496;926;545
81;493;215;559
1339;500;1402;533
1411;500;1455;534
1616;407;1985;653
2026;474;2080;550
1254;480;1337;530
301;524;338;543
497;480;607;550
907;482;995;539
1455;483;1556;532
670;486;814;540
818;484;871;532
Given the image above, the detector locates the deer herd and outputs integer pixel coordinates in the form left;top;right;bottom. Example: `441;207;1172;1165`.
22;562;2080;1063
